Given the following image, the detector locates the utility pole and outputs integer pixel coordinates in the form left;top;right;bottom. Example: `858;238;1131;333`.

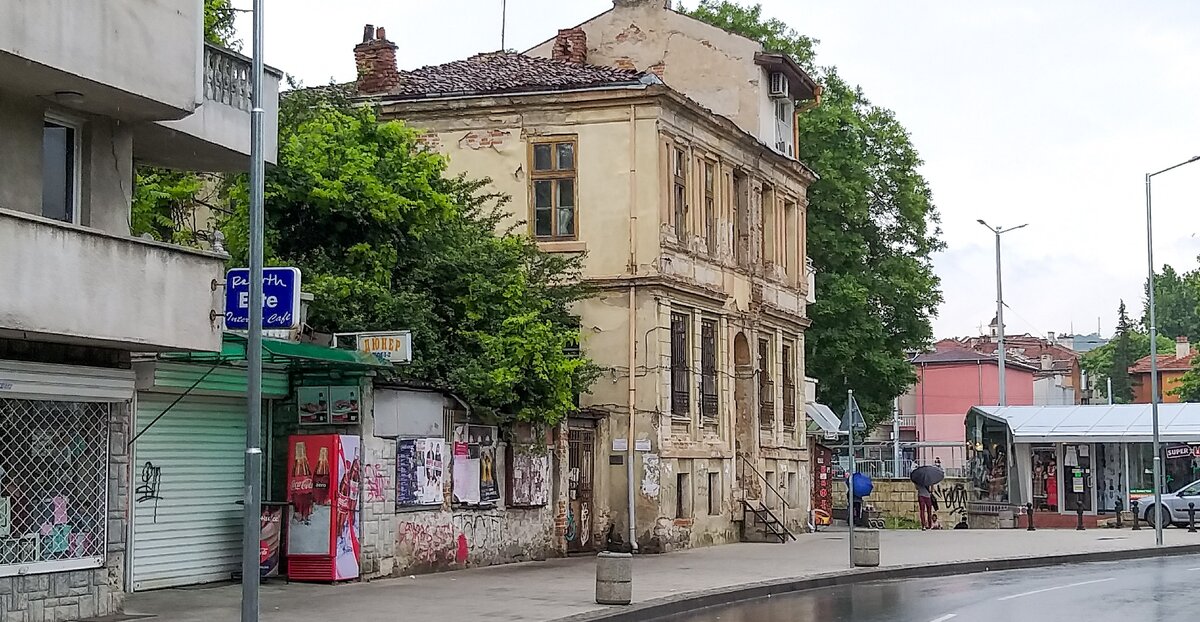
892;397;901;475
242;1;266;620
846;389;855;562
977;220;1028;407
500;0;507;50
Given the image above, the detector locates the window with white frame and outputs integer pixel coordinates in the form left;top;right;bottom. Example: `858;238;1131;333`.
774;100;795;157
42;117;80;224
0;399;109;572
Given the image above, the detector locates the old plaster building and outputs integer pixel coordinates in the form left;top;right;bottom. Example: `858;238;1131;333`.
353;0;819;551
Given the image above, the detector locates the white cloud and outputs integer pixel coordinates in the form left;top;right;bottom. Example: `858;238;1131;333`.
232;0;1200;340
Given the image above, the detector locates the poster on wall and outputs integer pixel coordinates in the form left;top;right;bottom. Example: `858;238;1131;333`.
396;440;419;508
479;445;500;502
418;438;446;505
259;505;283;577
452;442;480;504
508;448;550;507
329;386;360;424
297;387;330;425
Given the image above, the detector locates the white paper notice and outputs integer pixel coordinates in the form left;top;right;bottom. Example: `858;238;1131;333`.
612;438;628;452
635;439;652;452
1078;445;1089;458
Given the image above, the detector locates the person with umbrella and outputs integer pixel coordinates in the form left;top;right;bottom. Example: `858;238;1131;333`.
911;463;945;531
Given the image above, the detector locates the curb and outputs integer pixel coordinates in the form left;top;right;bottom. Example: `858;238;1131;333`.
550;544;1200;622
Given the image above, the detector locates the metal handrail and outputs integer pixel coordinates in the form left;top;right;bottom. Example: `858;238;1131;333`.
738;453;789;528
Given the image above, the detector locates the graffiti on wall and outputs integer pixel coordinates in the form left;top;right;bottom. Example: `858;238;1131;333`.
136;461;164;522
641;454;661;498
509;449;550;507
364;464;389;503
396;521;456;566
397;512;513;569
934;482;969;520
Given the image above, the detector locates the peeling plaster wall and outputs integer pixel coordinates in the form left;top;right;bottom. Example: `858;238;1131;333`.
527;3;769;141
378;88;812;554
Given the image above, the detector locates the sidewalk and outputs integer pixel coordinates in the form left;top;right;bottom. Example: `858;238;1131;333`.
125;528;1200;622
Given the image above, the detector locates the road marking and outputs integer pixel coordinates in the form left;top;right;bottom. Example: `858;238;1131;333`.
1189;567;1200;571
997;578;1115;601
929;615;957;622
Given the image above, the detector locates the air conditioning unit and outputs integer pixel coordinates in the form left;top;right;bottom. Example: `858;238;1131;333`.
769;72;789;98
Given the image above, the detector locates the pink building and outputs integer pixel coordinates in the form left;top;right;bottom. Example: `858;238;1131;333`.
900;341;1037;467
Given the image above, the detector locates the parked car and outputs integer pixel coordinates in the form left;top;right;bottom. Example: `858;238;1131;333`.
1142;479;1200;527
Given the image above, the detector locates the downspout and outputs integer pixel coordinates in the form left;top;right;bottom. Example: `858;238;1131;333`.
792;86;822;158
626;103;639;552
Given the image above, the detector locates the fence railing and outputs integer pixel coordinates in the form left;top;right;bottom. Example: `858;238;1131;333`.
897;413;917;428
204;44;252;111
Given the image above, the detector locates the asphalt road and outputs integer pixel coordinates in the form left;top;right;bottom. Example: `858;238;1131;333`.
661;554;1200;622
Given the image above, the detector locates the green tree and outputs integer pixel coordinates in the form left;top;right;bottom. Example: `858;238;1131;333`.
130;0;238;243
686;1;944;425
1081;301;1172;403
1143;263;1200;342
219;87;599;426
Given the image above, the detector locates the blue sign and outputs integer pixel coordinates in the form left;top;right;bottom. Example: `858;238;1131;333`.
224;267;302;330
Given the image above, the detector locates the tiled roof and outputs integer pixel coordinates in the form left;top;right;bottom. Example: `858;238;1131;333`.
1129;352;1197;374
383;52;647;99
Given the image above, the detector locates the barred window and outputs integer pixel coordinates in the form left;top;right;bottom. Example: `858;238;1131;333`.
0;399;109;571
670;312;691;419
700;319;718;426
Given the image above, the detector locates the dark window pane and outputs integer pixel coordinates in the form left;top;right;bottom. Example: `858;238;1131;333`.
534;180;553;208
557;179;574;207
557;207;574;237
533;144;553;171
556;142;574;170
535;208;552;237
42;123;73;223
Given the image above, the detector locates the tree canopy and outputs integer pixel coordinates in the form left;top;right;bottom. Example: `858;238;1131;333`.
1143;263;1200;342
687;1;944;425
218;87;599;426
1081;300;1173;404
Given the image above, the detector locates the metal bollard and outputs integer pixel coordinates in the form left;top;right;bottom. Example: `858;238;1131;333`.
1115;498;1123;529
1026;503;1035;531
1132;500;1140;531
1076;508;1085;531
1190;503;1197;533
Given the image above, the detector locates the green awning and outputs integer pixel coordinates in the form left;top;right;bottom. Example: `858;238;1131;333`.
162;333;390;371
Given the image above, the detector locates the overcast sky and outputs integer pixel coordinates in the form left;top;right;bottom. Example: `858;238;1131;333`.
232;0;1200;341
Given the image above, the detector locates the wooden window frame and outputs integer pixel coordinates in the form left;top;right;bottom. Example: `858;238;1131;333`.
703;161;717;254
529;138;578;241
758;337;774;430
672;146;688;241
782;340;796;430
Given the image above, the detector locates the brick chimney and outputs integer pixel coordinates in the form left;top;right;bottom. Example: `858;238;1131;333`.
1177;336;1191;359
354;24;400;95
552;27;588;65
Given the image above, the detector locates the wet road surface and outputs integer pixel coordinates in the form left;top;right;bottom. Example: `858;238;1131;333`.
660;554;1200;622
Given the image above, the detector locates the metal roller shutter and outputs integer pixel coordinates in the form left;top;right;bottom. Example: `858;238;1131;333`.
131;394;246;590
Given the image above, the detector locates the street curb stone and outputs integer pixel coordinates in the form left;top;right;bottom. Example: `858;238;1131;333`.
550;544;1200;622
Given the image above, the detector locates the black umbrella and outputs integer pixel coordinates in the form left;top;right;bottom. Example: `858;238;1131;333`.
910;465;945;489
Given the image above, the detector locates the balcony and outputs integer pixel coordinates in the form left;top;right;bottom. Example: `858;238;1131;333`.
898;413;918;429
0;209;225;353
134;44;281;173
0;0;203;122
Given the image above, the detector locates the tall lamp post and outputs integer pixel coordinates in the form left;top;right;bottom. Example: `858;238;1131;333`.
1145;154;1200;547
977;220;1028;406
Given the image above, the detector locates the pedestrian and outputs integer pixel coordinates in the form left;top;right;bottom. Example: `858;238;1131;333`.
917;480;934;530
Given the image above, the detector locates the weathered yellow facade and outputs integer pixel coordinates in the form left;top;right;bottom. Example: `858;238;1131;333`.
378;81;813;550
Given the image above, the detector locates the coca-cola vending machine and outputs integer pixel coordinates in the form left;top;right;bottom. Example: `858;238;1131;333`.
286;434;362;582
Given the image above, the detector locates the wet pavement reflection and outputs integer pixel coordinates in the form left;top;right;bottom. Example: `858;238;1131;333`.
657;555;1199;622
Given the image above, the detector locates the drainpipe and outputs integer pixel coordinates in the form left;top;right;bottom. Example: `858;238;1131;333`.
626;103;639;552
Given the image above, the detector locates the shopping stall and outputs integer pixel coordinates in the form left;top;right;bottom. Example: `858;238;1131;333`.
967;404;1200;519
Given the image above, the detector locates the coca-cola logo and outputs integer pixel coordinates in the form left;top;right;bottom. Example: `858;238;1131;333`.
292;478;314;492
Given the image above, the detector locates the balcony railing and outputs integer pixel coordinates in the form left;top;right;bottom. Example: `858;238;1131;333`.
759;379;775;429
897;413;917;428
204;44;252;111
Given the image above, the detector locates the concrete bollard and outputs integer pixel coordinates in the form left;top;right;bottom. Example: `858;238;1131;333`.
851;529;880;567
595;551;633;605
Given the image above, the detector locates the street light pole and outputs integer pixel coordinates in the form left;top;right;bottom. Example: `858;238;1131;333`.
243;1;266;620
977;220;1028;407
1144;154;1200;547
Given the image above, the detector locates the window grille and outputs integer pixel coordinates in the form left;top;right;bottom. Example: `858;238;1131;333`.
0;399;109;568
700;319;718;425
670;313;691;419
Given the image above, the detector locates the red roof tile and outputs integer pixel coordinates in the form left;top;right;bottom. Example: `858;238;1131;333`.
1129;352;1197;374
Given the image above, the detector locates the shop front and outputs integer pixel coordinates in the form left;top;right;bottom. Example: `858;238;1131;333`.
0;357;135;618
968;404;1200;526
128;334;387;591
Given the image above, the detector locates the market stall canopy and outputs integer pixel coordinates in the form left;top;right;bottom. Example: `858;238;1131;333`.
971;404;1200;443
806;402;842;436
162;333;391;372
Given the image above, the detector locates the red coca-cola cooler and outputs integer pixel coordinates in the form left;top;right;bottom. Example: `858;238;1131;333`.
286;434;362;582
